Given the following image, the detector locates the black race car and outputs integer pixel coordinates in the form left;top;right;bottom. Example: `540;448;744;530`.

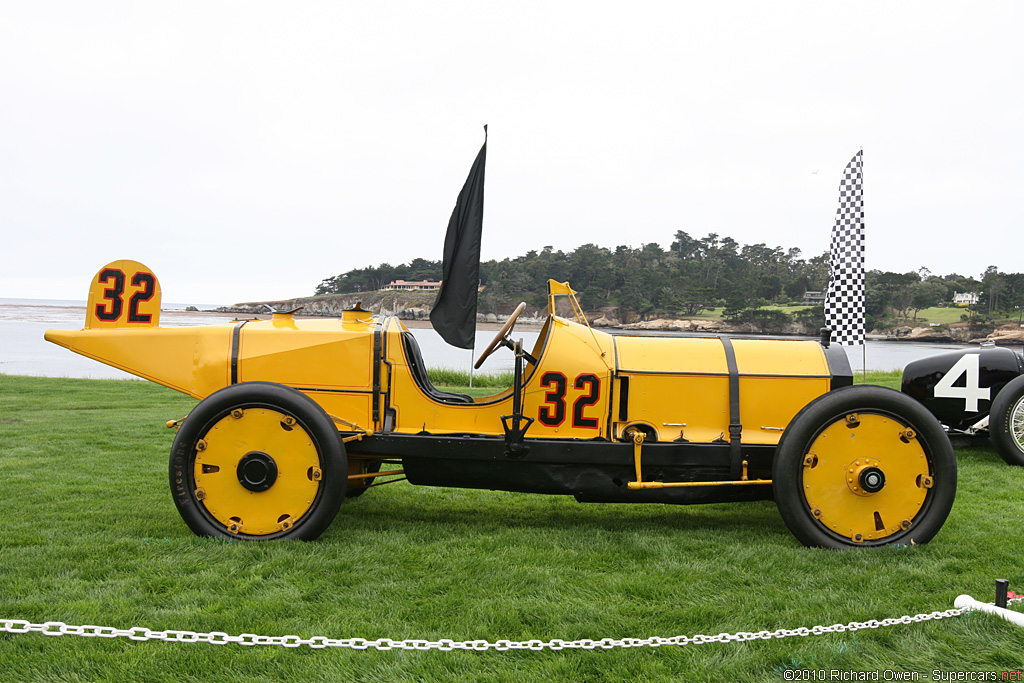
902;344;1024;465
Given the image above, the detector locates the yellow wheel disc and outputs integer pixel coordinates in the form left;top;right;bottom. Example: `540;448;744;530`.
802;413;932;542
194;408;322;536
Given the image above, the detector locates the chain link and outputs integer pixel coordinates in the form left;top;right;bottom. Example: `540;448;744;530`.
4;599;1018;651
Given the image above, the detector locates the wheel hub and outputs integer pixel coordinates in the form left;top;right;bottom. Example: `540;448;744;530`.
845;457;886;497
858;466;886;494
237;451;279;492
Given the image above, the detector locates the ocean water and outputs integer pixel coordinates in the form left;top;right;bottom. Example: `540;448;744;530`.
0;300;240;379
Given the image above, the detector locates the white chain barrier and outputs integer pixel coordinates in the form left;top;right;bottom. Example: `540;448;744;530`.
2;597;1020;651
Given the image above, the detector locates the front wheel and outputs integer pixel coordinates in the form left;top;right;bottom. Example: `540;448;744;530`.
773;386;956;549
990;375;1024;467
170;382;347;540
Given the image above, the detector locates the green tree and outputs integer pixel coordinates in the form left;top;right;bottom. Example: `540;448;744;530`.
871;271;920;321
310;234;1019;333
909;280;949;321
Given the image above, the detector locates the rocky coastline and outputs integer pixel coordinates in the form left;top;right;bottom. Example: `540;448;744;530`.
878;323;1024;346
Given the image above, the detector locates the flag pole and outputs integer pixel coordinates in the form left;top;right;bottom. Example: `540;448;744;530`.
860;146;866;382
469;338;475;388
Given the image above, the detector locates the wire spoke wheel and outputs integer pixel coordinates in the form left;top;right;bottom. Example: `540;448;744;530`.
170;382;346;540
991;375;1024;467
773;386;956;549
1013;402;1024;449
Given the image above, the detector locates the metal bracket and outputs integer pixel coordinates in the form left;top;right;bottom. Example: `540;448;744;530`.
500;339;534;458
165;415;187;430
963;415;990;436
628;429;769;490
501;414;535;459
630;430;646;483
262;304;305;316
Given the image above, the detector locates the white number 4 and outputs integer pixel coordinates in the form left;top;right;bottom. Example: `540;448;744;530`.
934;354;990;413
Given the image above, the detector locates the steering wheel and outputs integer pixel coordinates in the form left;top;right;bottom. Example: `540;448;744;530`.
475;302;527;369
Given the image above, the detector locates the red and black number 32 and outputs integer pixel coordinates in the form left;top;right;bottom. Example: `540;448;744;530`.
538;371;601;429
86;260;162;329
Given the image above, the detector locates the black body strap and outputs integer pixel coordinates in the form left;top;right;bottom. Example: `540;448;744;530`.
720;337;743;479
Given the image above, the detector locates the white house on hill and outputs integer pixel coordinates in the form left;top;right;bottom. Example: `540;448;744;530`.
953;292;980;306
381;280;442;291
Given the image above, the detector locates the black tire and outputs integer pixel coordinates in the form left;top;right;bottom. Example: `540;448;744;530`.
345;458;383;499
169;381;346;540
773;385;956;549
990;375;1024;467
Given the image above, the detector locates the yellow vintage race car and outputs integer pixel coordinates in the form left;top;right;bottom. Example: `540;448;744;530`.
45;260;957;549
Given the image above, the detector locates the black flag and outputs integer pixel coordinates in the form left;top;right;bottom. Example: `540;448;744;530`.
430;127;487;349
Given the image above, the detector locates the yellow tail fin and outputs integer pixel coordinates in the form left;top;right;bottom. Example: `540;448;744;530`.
85;260;162;329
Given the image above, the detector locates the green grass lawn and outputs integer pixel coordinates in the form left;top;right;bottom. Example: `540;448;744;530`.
855;370;902;390
690;304;814;321
888;306;968;325
428;368;513;398
1;375;1022;681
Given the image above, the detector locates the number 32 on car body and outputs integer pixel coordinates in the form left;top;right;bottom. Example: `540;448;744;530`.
538;371;601;429
85;260;162;329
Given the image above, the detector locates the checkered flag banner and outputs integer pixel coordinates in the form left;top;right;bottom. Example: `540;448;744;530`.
825;150;865;346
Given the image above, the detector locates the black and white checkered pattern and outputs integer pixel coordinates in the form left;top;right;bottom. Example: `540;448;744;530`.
825;150;865;346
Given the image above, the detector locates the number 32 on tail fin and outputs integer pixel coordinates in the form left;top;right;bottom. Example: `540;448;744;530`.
85;260;162;329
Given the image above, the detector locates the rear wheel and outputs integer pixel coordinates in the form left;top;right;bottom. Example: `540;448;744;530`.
990;375;1024;467
170;382;346;540
773;386;956;549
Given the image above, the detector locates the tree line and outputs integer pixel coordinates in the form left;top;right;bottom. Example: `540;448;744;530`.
315;231;1023;328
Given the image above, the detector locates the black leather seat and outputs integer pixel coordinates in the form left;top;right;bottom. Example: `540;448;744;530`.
401;332;474;404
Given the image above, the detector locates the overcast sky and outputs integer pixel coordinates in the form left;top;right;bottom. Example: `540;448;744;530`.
2;2;1021;305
